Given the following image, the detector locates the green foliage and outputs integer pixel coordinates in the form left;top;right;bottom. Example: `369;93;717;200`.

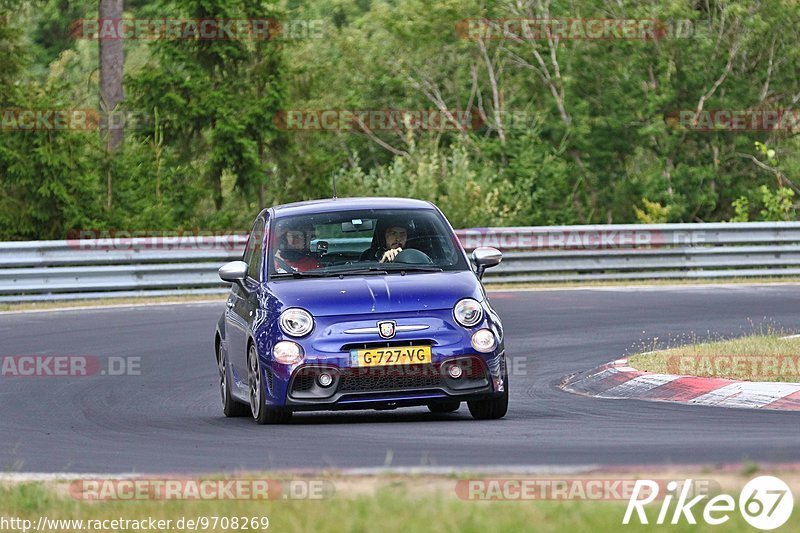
730;196;750;222
755;141;776;162
335;143;518;227
759;186;796;221
0;2;102;239
727;186;796;223
2;0;800;239
128;0;287;210
0;129;103;239
634;199;671;224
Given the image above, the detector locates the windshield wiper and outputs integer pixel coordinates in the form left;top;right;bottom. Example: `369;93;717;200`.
384;265;443;273
331;267;389;277
271;265;441;279
272;267;389;279
271;271;331;279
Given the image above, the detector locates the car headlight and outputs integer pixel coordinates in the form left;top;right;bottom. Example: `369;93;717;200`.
279;308;314;337
471;329;497;353
454;298;483;327
273;341;304;364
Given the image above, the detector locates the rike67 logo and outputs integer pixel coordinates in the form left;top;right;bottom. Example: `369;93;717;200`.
624;476;794;530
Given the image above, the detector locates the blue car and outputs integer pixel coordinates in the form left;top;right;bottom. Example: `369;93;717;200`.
214;197;506;424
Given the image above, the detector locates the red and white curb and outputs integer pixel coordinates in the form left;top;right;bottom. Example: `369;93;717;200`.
563;358;800;411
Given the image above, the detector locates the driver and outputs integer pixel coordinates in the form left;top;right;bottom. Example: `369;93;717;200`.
381;225;408;263
361;218;413;263
274;220;321;272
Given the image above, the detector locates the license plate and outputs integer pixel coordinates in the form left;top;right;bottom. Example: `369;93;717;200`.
350;346;431;367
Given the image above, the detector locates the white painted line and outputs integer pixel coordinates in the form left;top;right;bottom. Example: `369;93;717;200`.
0;299;225;315
320;465;604;476
488;282;800;293
8;462;800;482
580;367;622;382
600;374;681;398
690;382;800;409
0;466;604;481
4;282;800;315
0;473;142;482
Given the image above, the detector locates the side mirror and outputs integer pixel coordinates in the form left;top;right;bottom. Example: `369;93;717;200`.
218;260;248;286
471;247;502;279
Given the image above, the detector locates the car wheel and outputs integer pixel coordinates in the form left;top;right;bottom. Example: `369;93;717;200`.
427;401;460;413
467;370;509;420
218;342;249;417
248;343;292;425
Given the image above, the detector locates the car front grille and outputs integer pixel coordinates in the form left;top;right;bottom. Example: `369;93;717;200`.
337;366;443;392
288;357;489;400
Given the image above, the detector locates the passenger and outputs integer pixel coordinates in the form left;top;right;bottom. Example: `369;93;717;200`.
274;221;321;272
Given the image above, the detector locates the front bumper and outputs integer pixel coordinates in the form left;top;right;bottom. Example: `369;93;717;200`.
284;355;502;409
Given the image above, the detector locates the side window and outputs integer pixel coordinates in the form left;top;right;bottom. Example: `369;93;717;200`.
242;222;258;266
243;219;266;282
248;219;266;282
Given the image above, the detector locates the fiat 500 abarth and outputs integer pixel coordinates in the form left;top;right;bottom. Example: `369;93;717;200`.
214;197;506;424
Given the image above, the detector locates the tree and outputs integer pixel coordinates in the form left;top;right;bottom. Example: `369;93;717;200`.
129;0;286;211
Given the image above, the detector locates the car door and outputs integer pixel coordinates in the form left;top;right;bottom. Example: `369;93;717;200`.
226;218;266;384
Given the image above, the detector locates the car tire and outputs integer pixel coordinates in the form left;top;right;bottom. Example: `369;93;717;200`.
427;401;460;413
218;342;249;417
248;343;292;425
467;370;509;420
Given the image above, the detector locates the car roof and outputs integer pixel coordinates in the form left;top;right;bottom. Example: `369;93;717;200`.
268;197;436;218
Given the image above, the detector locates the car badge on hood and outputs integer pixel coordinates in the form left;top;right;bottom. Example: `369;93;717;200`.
378;321;396;339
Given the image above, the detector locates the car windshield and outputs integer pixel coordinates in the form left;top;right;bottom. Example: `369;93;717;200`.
268;209;468;278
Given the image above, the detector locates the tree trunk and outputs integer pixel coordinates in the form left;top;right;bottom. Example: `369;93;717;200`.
99;0;124;154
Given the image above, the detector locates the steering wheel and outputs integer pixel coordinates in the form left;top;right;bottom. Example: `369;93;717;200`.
394;248;433;264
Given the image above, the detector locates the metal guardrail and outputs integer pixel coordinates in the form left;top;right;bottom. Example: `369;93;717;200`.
2;222;800;302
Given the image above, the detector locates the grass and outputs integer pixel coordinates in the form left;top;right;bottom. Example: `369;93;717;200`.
1;478;796;533
629;334;800;382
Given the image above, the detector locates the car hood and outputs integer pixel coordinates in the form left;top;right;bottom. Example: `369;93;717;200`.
266;271;484;317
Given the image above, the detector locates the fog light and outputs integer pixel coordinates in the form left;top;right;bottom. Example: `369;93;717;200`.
471;329;497;353
273;341;304;364
447;365;463;379
318;373;333;387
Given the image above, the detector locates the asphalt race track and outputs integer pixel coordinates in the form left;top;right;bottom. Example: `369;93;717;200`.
1;285;799;474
